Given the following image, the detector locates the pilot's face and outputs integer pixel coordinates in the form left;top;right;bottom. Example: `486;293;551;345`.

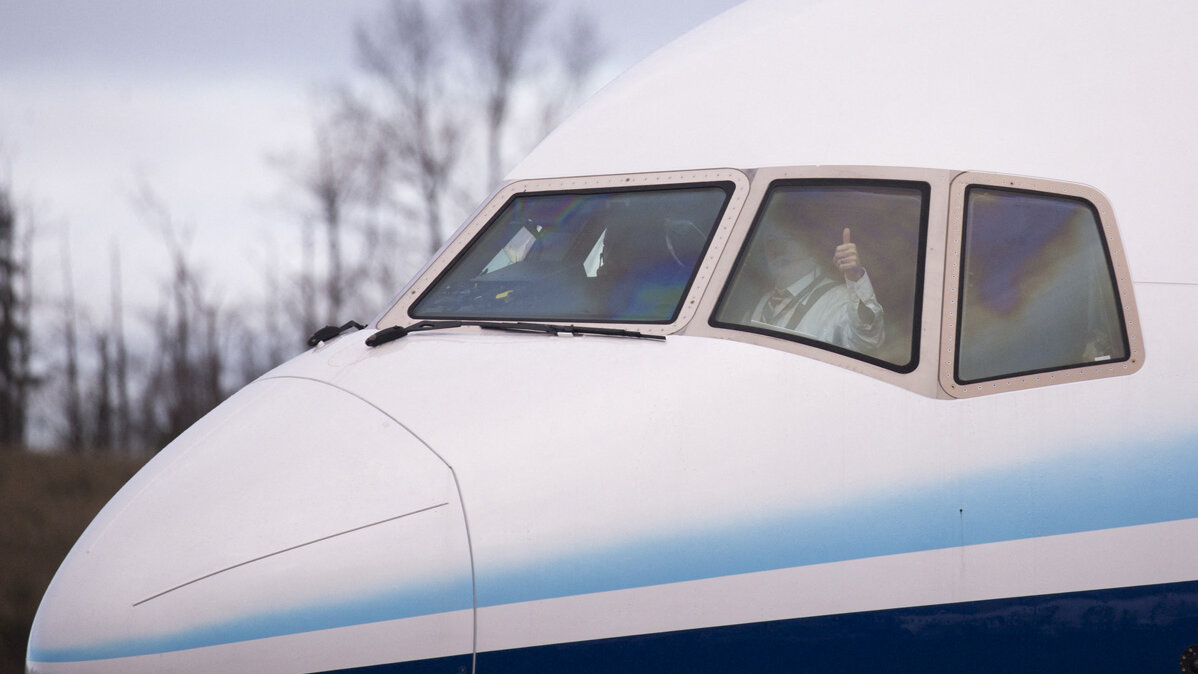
763;230;813;286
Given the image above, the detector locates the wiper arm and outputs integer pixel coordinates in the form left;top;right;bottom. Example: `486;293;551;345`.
365;319;665;347
365;320;462;346
307;320;366;347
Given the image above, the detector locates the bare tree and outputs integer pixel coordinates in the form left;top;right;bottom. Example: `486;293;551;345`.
457;0;547;188
110;245;132;452
244;241;295;380
134;184;230;449
0;181;34;449
0;185;16;446
89;330;113;451
304;102;376;321
298;216;319;333
355;0;465;257
316;126;347;320
272;90;394;330
59;234;85;452
79;245;132;454
536;8;606;139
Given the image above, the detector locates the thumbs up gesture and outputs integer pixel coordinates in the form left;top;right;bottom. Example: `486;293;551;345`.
834;227;865;282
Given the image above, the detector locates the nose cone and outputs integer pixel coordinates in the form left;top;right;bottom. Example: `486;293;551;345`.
28;378;473;673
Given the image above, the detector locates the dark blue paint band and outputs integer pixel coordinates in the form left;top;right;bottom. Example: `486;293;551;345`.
324;580;1198;674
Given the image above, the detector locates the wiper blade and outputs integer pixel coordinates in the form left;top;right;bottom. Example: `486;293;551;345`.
475;322;666;341
365;319;665;347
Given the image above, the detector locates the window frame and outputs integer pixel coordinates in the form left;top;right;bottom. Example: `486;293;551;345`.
939;172;1145;398
377;168;752;336
707;177;932;374
684;166;953;397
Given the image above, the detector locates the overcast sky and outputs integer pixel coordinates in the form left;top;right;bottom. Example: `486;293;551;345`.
0;0;744;326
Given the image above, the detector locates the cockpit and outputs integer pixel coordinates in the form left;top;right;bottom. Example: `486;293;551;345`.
378;166;1142;399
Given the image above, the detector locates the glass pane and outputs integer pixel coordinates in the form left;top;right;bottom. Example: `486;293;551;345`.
411;185;731;323
956;187;1127;383
713;182;927;369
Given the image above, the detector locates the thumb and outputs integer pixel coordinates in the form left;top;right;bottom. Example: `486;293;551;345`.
842;227;852;245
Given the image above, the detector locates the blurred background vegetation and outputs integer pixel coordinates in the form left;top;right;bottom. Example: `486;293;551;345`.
2;0;606;455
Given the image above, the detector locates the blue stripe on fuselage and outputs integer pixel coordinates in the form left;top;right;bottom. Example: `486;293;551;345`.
476;431;1198;607
27;576;473;663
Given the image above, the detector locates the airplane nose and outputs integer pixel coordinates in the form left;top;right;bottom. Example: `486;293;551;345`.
27;377;474;672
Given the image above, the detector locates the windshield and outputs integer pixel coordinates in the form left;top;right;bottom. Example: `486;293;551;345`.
411;184;733;323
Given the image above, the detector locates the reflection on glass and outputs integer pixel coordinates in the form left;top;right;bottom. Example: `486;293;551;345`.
956;187;1127;383
412;185;730;323
713;182;927;370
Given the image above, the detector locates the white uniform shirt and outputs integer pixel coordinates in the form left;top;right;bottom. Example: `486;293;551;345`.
750;269;885;353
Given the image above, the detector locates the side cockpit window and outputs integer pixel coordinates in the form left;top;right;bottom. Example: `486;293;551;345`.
410;184;733;323
954;186;1128;383
941;174;1143;397
712;180;929;371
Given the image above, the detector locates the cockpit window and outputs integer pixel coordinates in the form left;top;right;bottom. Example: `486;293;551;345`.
410;184;733;323
711;180;929;371
954;186;1128;383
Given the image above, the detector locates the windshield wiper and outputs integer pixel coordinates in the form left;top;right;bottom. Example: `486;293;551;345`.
476;322;666;341
365;320;665;347
307;320;366;347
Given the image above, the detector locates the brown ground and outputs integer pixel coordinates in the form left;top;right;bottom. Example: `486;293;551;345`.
0;450;147;674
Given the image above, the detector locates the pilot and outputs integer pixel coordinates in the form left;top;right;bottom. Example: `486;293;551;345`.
751;225;884;353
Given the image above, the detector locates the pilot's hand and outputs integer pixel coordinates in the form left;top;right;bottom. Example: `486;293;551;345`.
834;227;865;282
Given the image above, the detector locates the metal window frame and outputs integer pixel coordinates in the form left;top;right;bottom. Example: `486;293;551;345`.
686;165;955;398
938;172;1145;399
